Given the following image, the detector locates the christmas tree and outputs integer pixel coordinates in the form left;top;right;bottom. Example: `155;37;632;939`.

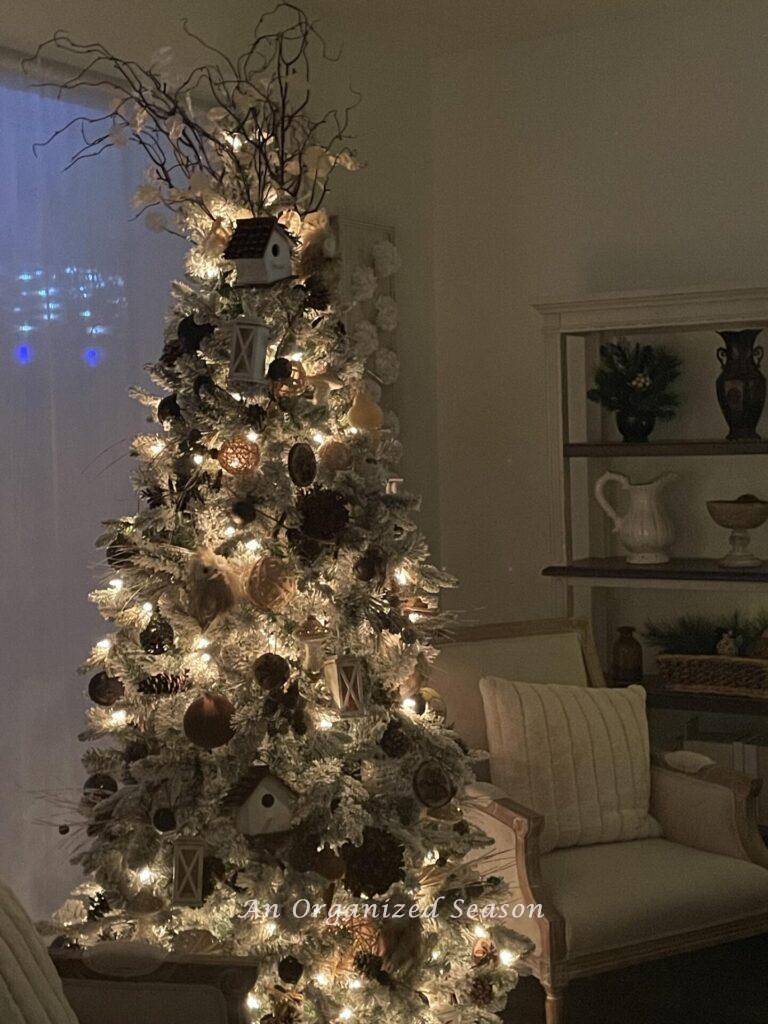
32;7;528;1021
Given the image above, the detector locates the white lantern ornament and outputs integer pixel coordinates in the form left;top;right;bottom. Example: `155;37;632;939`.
172;838;206;906
228;318;270;388
323;655;366;717
294;615;330;675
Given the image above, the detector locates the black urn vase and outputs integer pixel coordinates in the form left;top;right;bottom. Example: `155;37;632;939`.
616;409;655;443
716;329;766;441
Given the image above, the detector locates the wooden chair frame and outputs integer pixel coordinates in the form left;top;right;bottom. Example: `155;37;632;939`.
441;616;606;688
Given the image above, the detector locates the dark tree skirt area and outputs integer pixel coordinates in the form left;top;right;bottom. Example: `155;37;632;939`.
503;935;768;1024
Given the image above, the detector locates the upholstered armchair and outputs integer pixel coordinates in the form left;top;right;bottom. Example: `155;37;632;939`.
436;619;768;1024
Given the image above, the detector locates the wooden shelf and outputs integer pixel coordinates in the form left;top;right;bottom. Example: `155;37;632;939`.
564;439;768;458
542;557;768;585
642;683;768;716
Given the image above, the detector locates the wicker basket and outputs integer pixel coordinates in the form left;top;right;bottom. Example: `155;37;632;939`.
656;654;768;698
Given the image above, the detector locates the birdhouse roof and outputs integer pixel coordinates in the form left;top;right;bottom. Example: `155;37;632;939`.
223;763;294;808
224;217;294;260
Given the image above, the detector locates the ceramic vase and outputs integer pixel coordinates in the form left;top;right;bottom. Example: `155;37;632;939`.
612;627;643;683
616;410;655;443
716;329;766;441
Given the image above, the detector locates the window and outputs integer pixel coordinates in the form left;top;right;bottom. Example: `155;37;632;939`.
0;76;184;914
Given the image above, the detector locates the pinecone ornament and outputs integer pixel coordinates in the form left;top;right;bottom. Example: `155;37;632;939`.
137;672;190;695
353;952;391;985
86;891;110;921
296;487;349;542
470;975;495;1007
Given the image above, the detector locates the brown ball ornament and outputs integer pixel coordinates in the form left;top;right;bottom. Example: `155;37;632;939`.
287;443;317;488
254;653;291;690
343;827;404;897
318;440;352;473
88;672;124;707
246;556;296;612
183;693;235;749
413;760;456;809
218;438;261;476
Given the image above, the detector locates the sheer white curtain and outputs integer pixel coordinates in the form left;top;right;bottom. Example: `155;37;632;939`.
0;71;184;915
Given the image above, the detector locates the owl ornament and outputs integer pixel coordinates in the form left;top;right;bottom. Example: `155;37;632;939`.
186;548;241;629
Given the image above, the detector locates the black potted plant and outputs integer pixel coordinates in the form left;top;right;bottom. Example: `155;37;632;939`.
587;340;681;442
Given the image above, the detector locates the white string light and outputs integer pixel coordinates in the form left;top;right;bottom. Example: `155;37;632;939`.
225;525;236;538
108;578;124;590
318;717;333;731
245;539;261;552
138;866;154;884
499;949;516;966
96;638;112;652
246;429;259;443
473;925;490;940
312;431;325;445
193;453;204;466
110;710;128;726
142;601;154;613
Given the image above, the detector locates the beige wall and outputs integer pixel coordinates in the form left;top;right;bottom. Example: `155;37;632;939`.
11;0;768;627
429;0;768;621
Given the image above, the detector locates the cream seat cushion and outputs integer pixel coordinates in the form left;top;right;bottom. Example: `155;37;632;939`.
541;837;768;957
479;678;660;852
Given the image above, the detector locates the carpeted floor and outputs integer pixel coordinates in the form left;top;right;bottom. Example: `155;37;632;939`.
502;933;768;1024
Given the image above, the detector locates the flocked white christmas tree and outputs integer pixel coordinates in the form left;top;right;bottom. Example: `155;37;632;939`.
31;8;529;1022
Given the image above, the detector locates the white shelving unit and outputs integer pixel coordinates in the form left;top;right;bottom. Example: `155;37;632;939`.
535;285;768;717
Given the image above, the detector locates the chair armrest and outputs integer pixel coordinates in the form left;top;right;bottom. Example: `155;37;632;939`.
469;790;567;976
651;764;768;868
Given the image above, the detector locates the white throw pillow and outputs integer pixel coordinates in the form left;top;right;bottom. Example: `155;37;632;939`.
479;678;661;853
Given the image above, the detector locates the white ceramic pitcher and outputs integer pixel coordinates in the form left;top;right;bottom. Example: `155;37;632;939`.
594;471;676;564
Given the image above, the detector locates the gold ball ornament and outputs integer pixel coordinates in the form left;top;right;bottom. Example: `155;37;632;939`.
317;439;352;472
246;555;296;612
218;437;261;476
348;389;383;433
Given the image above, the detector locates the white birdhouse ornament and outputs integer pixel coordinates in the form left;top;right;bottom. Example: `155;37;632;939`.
228;318;270;387
226;764;297;836
323;655;366;717
223;216;295;287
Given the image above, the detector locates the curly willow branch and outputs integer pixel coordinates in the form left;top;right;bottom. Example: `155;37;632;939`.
22;3;359;220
